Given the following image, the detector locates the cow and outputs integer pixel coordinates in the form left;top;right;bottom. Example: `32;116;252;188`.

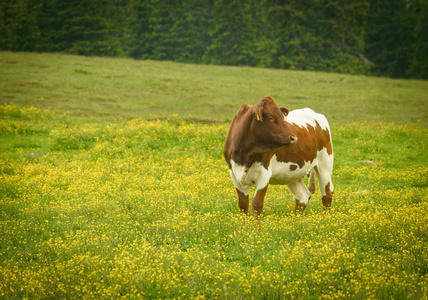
224;95;334;219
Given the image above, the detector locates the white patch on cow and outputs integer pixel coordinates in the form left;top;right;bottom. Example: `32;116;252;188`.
316;148;334;197
269;154;316;185
269;154;315;205
230;160;271;195
288;108;330;131
270;147;333;203
287;179;313;205
229;164;249;195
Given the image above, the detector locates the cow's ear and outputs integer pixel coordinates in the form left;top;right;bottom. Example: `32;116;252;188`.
280;107;289;120
253;107;263;122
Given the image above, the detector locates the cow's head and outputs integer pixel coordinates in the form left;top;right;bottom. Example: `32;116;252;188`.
249;95;297;152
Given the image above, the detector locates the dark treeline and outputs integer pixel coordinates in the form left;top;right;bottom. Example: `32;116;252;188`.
1;0;427;79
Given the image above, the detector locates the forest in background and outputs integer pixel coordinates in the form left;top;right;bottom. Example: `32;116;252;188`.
0;0;427;79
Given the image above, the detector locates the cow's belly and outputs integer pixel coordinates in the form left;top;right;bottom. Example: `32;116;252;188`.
230;154;317;195
268;154;316;185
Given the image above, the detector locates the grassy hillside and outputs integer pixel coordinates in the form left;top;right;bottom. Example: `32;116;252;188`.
1;51;427;123
1;52;427;299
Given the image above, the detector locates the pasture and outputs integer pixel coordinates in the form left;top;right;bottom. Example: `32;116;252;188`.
1;51;428;299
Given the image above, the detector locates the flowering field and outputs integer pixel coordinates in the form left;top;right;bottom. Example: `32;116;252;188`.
1;104;427;299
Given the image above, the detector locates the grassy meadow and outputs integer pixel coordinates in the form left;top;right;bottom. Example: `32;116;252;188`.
1;51;428;299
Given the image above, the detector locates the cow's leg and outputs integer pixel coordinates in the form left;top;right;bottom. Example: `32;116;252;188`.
315;163;334;210
318;173;333;209
252;186;268;219
321;182;333;209
307;169;316;194
287;178;313;214
236;188;249;215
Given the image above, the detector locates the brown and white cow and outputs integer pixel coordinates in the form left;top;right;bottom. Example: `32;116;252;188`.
224;95;334;218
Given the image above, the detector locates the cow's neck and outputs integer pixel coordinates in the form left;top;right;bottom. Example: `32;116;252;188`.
231;145;275;169
231;148;261;168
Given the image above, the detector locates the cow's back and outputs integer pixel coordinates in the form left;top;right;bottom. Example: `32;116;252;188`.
288;108;330;133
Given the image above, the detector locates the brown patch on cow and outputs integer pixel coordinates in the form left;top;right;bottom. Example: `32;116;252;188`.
289;164;298;171
274;120;332;168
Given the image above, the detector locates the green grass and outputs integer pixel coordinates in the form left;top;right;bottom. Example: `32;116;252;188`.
1;51;427;123
0;51;427;299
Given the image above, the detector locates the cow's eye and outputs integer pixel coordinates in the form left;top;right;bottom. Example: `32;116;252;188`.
268;117;275;122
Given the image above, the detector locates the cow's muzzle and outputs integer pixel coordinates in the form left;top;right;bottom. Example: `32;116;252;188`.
280;135;298;147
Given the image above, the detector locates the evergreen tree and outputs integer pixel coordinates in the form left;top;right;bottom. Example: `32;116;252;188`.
365;0;417;78
0;0;426;78
203;0;264;66
129;0;211;63
0;0;40;51
408;0;428;78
